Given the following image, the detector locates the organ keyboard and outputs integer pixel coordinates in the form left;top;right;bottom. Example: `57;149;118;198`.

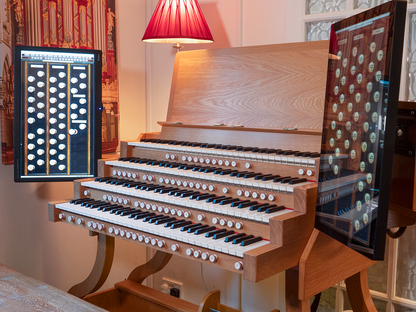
48;41;402;311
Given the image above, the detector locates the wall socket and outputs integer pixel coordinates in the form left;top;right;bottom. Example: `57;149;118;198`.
161;277;183;299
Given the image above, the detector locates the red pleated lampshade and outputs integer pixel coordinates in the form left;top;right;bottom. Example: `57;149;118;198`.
142;0;214;44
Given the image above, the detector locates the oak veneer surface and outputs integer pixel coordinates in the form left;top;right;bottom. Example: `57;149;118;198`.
0;263;106;311
168;41;329;130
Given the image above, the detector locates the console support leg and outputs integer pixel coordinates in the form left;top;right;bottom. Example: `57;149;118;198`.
127;250;173;284
68;233;115;298
285;268;310;312
345;269;377;312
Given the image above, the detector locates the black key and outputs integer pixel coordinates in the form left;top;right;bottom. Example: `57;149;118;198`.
186;142;197;146
289;178;308;185
169;163;182;168
135;212;156;220
187;224;209;233
89;202;109;208
171;221;192;229
242;146;257;152
82;200;100;207
181;191;200;198
236;171;251;178
207;196;224;203
169;189;188;196
220;170;238;175
205;143;216;148
135;183;148;189
225;233;246;243
180;141;189;146
213;230;235;239
241;236;263;246
195;226;217;235
190;193;208;200
96;203;114;210
102;205;123;212
220;198;240;205
144;215;165;222
118;157;134;161
230;200;250;207
206;229;227;238
233;235;254;244
111;207;131;214
204;168;217;173
175;190;194;197
273;176;291;182
196;194;217;201
283;150;299;155
265;149;280;154
72;198;94;205
160;187;179;194
236;201;257;208
165;219;185;227
302;152;312;157
214;144;223;149
145;185;160;191
262;175;280;181
120;209;139;216
94;177;111;182
226;145;237;150
254;174;272;180
230;171;248;177
149;161;164;166
257;204;277;212
249;203;268;211
251;148;260;153
220;145;230;150
181;223;202;231
213;197;231;204
244;172;262;178
265;206;286;213
149;215;171;224
257;148;268;153
281;177;298;184
310;153;320;158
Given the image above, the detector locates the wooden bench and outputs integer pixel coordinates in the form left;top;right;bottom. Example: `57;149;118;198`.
0;263;106;311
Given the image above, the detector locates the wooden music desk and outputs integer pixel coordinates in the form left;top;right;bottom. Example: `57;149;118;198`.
0;263;106;312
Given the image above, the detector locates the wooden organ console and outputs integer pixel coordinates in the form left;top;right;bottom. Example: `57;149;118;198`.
48;41;416;312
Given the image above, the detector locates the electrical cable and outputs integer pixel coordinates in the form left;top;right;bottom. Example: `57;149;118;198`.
200;263;209;292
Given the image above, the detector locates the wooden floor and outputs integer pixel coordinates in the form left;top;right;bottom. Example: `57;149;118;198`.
0;263;106;312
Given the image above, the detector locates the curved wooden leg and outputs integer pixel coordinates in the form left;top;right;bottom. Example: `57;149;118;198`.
345;269;377;312
68;233;115;298
128;250;172;284
198;290;220;312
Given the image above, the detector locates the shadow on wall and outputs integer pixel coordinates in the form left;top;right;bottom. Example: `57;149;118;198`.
184;1;231;51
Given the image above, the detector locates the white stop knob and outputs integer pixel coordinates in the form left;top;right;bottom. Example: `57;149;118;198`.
268;194;276;201
184;211;192;218
245;162;252;169
298;168;306;175
307;169;315;176
222;187;230;194
144;236;151;244
209;254;218;263
98;224;105;231
171;244;180;252
193;250;202;258
235;261;243;270
260;193;267;200
198;214;205;221
77;218;84;225
132;233;138;240
151;238;158;246
201;252;210;261
236;222;244;230
186;248;194;256
227;220;235;228
212;217;220;224
158;240;165;248
219;219;227;226
209;185;216;191
83;190;90;196
177;210;184;217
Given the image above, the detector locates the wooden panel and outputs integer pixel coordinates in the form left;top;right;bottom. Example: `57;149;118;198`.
345;270;377;312
0;264;106;312
168;41;329;130
298;229;375;300
116;280;199;312
83;288;121;312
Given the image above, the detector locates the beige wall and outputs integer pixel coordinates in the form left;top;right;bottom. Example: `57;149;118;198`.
0;0;289;311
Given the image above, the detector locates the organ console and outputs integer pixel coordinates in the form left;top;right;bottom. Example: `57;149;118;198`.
47;4;416;310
